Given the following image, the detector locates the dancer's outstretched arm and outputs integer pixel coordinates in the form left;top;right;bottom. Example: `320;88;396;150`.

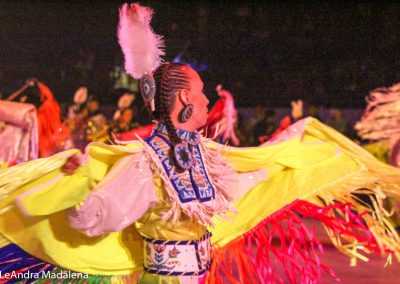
67;153;156;237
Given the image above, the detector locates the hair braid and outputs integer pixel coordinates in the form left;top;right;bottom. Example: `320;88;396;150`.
152;63;191;168
158;64;182;146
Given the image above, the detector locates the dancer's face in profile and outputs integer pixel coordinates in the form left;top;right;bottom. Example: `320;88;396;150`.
177;66;209;129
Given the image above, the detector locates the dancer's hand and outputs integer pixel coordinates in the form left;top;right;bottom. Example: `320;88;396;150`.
61;154;81;175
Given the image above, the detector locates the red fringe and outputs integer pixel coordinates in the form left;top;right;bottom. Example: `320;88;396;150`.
208;200;385;284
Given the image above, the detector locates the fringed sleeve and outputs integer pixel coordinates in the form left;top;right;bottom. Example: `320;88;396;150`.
68;152;156;237
204;117;400;283
201;143;268;201
0;142;148;276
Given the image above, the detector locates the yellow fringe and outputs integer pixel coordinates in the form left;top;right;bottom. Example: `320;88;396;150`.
304;165;400;264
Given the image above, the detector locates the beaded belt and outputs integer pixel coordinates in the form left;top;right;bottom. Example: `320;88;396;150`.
143;231;212;276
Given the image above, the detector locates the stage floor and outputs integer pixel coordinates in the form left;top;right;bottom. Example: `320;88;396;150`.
320;244;400;283
315;220;400;283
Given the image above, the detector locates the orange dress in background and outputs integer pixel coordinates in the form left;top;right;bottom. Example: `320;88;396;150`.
36;82;62;157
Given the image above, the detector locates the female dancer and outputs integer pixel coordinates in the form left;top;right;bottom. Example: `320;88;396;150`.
1;3;400;284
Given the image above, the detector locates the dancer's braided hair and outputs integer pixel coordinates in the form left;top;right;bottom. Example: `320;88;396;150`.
152;63;191;166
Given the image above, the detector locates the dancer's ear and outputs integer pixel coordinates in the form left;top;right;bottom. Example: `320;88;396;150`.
177;89;190;106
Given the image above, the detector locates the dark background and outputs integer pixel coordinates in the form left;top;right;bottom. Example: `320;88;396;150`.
0;1;399;107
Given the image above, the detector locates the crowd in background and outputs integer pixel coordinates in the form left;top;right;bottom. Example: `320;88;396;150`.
1;2;398;153
1;2;399;110
235;104;359;146
56;84;360;150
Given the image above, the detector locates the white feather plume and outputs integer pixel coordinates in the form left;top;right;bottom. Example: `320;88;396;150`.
118;3;165;79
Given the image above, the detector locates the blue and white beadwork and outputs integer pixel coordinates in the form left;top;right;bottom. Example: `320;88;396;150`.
143;232;211;276
145;124;216;204
140;73;156;104
174;143;194;170
156;124;200;145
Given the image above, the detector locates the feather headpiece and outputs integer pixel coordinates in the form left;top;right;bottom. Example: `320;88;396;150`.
117;3;165;79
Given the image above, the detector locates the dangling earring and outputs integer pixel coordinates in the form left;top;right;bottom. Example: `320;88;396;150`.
180;103;194;122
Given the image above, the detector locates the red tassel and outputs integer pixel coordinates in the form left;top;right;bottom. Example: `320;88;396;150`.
208;200;390;284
